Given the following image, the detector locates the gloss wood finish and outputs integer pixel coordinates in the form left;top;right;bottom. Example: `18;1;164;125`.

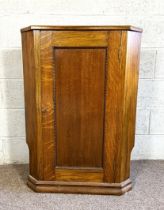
21;25;142;195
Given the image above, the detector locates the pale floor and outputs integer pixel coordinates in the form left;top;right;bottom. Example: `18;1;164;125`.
0;160;164;210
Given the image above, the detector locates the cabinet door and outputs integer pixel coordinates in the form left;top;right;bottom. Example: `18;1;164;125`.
40;31;108;181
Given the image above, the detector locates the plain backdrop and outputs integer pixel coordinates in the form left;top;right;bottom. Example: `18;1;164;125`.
0;0;164;164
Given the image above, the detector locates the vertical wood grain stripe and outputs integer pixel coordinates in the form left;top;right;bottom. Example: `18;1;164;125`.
33;30;44;180
40;31;56;180
103;31;127;183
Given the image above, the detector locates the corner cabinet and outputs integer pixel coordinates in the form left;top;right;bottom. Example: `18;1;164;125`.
21;25;142;195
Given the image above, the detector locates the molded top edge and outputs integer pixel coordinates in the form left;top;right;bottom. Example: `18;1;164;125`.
21;25;143;33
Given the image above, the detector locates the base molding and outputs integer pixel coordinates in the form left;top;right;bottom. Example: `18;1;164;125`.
27;175;132;195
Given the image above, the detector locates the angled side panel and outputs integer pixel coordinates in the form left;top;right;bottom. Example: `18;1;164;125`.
21;30;43;179
120;31;142;181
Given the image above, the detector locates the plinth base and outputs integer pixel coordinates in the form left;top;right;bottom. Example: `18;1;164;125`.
27;175;132;195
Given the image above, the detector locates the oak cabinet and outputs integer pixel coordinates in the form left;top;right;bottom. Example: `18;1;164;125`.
21;25;142;195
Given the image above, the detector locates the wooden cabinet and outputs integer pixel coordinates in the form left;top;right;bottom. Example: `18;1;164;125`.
21;25;142;195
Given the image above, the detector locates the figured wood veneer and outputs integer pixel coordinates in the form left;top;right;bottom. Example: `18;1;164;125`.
55;48;106;168
21;25;142;195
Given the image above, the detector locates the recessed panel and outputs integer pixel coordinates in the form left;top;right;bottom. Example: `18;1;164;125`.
54;48;106;168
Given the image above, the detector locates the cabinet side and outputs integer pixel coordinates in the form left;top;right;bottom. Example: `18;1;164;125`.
120;31;142;181
21;30;43;179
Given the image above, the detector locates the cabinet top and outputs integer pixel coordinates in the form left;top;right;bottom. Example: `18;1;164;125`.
21;25;142;33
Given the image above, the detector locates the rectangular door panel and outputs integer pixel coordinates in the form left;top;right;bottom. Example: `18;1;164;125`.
54;48;107;168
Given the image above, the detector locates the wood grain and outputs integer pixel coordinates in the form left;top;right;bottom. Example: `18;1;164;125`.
56;168;103;182
103;31;128;183
103;31;142;183
40;31;56;180
51;31;107;47
21;25;143;33
54;48;106;168
21;30;43;180
27;175;132;195
120;31;142;181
